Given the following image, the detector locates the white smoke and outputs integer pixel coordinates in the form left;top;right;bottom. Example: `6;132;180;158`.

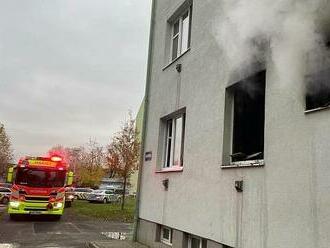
214;0;330;84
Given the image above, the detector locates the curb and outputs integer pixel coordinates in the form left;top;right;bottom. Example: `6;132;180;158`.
85;241;148;248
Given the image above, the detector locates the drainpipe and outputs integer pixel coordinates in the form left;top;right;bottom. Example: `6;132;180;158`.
133;0;156;242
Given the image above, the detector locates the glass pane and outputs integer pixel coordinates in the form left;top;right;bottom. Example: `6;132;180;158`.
15;168;66;188
173;117;183;166
191;237;201;248
182;11;190;53
165;120;173;167
173;20;179;36
172;36;179;60
162;228;170;240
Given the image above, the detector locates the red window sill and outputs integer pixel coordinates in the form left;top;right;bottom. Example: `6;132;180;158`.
155;166;183;173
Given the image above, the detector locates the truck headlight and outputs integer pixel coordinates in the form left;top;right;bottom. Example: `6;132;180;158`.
9;201;20;208
54;202;63;209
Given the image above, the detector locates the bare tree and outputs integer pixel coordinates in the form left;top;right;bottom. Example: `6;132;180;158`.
48;140;106;188
0;123;13;180
107;113;140;210
77;139;105;187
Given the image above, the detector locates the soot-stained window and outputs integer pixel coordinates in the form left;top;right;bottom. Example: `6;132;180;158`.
229;71;266;162
306;68;330;111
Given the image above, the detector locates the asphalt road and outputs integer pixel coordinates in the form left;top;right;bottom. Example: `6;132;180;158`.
0;204;132;248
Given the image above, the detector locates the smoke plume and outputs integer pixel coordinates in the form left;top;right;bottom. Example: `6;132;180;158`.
214;0;330;84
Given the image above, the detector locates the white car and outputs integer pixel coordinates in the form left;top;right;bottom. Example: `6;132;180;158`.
0;187;11;204
73;188;94;200
88;190;121;204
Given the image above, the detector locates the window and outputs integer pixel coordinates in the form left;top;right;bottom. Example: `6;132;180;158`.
226;71;266;163
161;226;172;245
15;168;66;188
188;235;202;248
170;6;192;61
306;68;330;111
164;113;185;168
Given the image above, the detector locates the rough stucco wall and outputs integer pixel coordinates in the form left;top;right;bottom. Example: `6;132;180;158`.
310;121;330;248
137;219;157;247
139;0;330;248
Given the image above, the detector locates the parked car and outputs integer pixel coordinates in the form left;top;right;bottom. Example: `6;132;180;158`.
73;187;94;200
0;183;12;189
65;187;75;207
113;188;129;195
88;190;121;204
0;187;11;204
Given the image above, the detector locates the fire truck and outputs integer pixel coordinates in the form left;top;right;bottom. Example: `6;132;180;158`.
6;155;73;220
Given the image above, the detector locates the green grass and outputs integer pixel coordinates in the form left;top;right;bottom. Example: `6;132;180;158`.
69;197;136;222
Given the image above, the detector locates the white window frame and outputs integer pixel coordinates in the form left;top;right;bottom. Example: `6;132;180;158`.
161;226;172;246
170;6;192;61
188;235;202;248
164;114;185;168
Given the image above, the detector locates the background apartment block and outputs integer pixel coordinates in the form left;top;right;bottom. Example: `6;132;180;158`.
136;0;330;247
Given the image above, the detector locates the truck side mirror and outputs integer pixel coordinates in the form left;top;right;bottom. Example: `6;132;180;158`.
7;167;14;183
67;171;74;186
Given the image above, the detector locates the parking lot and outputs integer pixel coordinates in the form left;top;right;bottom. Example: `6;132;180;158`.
0;203;133;248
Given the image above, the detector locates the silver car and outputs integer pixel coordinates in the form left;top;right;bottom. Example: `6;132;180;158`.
88;190;120;204
0;187;11;204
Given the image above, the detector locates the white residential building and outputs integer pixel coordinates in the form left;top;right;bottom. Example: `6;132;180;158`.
136;1;330;248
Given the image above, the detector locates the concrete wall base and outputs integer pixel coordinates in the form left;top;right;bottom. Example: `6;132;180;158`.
137;219;231;248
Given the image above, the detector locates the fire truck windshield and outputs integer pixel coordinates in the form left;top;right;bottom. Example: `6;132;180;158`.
15;167;66;188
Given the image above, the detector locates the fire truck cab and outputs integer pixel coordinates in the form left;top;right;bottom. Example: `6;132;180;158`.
7;155;73;220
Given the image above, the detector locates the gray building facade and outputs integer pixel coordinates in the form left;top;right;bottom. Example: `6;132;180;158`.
136;1;330;248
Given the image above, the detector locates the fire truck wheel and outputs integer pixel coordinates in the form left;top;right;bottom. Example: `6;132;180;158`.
53;215;61;221
65;201;72;208
9;214;18;221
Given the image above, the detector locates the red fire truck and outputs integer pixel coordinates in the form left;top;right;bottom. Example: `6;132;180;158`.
6;155;73;220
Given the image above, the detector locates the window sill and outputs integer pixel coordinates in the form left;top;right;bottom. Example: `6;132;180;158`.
221;160;265;169
155;166;183;173
305;105;330;114
160;240;172;246
162;48;190;71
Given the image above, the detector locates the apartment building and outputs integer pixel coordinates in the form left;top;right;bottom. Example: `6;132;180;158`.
136;1;330;247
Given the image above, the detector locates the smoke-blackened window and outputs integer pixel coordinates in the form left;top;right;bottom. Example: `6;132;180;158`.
227;71;266;163
306;68;330;111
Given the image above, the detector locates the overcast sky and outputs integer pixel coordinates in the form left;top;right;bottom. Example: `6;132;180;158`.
0;0;151;160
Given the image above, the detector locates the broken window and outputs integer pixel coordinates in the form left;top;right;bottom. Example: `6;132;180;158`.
229;70;266;162
306;68;330;111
